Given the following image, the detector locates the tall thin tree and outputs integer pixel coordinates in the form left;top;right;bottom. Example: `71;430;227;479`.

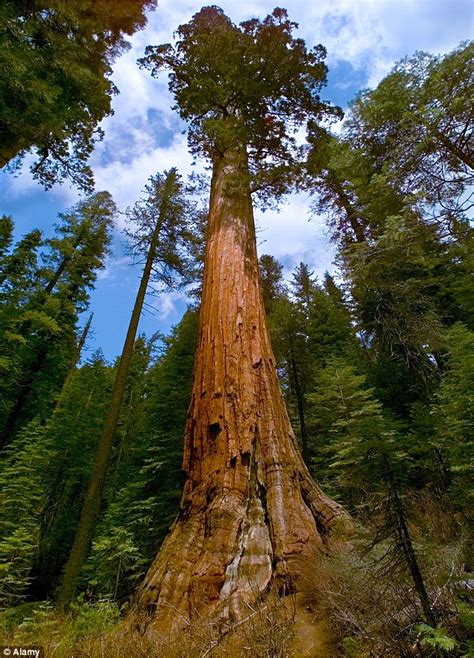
57;168;195;606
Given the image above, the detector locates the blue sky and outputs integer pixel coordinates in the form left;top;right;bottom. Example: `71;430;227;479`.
1;0;472;360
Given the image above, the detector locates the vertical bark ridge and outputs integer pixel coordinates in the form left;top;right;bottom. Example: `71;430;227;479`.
134;145;349;631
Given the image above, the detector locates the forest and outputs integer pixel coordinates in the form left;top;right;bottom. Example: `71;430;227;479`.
0;2;472;657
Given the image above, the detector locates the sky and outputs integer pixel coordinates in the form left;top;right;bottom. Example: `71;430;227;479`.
1;0;472;360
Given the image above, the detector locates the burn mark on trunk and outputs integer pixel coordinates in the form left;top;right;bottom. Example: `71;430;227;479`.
178;498;192;520
241;450;251;467
301;486;329;538
208;422;222;439
256;479;270;528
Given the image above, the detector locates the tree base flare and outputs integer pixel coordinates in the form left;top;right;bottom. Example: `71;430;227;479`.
133;406;349;632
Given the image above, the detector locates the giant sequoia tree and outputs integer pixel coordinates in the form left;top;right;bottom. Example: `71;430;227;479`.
135;7;348;630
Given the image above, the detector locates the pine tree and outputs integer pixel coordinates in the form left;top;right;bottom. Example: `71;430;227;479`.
261;259;358;466
0;0;157;190
306;359;437;625
432;323;474;515
0;215;14;267
346;43;474;220
27;352;114;600
0;225;43;377
258;254;285;315
85;310;198;601
0;420;52;609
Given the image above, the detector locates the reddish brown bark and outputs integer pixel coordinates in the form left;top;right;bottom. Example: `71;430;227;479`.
134;145;349;630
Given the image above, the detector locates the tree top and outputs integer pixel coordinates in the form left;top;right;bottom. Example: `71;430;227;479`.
140;6;341;202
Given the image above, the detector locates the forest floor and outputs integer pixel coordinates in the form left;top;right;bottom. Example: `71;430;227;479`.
286;593;337;657
0;595;338;658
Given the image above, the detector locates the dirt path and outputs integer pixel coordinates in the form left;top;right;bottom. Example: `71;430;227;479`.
286;593;339;657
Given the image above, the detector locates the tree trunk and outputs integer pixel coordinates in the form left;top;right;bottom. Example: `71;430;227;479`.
43;232;84;295
329;173;366;244
428;124;474;171
0;343;49;449
56;185;167;607
134;144;349;631
288;332;310;464
391;484;437;626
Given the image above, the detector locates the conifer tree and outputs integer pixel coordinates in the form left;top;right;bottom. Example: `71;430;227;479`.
0;420;52;609
58;169;197;606
280;263;319;463
0;215;14;266
86;310;198;601
307;359;437;626
135;7;348;629
0;0;157;190
0;193;115;447
432;323;474;515
260;256;358;466
346;43;473;219
0;350;114;606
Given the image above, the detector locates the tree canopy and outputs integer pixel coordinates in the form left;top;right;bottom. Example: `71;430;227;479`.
0;0;157;190
140;6;341;203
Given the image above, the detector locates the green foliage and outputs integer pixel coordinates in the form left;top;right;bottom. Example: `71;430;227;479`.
261;256;359;463
301;529;468;658
0;0;157;190
140;6;341;205
259;254;285;314
306;359;395;505
0;597;121;657
124;169;201;288
0;193;115;445
345;43;474;221
0;353;115;607
416;623;459;651
85;309;198;599
0;420;53;608
342;214;447;400
432;323;474;512
31;354;114;598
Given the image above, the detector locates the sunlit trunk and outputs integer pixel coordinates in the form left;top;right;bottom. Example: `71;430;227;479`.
135;143;349;630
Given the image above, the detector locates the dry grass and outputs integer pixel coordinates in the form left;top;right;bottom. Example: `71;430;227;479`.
78;590;295;657
0;586;296;658
299;504;471;658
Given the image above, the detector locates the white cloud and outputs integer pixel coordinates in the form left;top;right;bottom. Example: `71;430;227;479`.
145;288;189;320
255;194;335;279
2;0;470;279
97;255;134;281
92;131;205;214
269;0;472;85
2;154;81;206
